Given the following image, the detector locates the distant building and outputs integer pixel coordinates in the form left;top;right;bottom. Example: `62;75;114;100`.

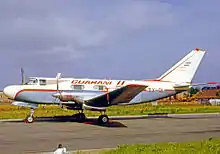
193;89;220;105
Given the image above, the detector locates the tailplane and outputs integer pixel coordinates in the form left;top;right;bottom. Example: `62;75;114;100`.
157;48;207;83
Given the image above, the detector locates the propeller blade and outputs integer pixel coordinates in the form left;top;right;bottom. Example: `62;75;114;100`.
55;73;62;107
56;73;61;79
56;73;62;91
21;68;25;85
56;77;59;91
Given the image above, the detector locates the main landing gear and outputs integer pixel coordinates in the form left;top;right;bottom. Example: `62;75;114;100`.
24;108;35;123
74;110;86;123
75;110;109;124
23;108;110;124
97;111;109;125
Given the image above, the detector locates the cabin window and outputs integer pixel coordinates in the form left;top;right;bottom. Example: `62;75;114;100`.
93;85;106;90
71;85;85;90
25;78;38;85
39;79;46;85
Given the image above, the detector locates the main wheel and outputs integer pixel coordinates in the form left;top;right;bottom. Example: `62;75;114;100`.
77;113;86;123
25;115;35;123
98;115;109;124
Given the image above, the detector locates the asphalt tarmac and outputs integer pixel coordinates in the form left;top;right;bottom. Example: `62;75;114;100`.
0;114;220;154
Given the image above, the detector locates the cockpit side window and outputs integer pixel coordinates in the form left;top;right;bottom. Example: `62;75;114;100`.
33;79;38;84
25;78;38;85
39;79;46;85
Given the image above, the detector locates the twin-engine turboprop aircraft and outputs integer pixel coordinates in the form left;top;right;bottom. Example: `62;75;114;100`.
3;48;210;124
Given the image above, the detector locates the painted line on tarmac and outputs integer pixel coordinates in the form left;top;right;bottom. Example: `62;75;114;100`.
0;113;220;122
30;147;116;154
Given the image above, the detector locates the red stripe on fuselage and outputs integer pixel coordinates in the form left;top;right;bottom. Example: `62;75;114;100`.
14;89;59;99
13;87;179;100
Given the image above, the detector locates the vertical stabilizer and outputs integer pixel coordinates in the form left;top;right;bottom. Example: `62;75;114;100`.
158;48;207;83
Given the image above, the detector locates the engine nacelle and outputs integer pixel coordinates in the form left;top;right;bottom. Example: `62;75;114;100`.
52;92;84;104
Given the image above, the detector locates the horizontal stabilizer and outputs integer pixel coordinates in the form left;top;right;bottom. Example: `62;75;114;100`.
174;82;220;90
84;84;147;108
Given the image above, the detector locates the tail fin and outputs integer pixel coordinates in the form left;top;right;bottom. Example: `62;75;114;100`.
157;48;207;83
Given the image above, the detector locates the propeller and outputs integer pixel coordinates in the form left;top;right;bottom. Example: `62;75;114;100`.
21;68;25;85
55;73;63;108
52;73;87;108
56;73;61;91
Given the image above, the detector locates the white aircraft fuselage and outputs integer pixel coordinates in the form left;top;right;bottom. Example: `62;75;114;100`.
4;78;182;106
2;48;208;124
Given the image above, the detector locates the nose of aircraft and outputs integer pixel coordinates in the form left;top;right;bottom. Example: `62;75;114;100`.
3;85;21;100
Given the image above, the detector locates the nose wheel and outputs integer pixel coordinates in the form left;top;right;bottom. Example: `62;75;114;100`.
25;115;34;123
24;108;35;123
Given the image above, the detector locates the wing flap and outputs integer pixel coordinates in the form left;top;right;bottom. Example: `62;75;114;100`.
84;84;147;108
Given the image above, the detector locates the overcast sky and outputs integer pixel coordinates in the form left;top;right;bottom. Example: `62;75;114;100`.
0;0;220;88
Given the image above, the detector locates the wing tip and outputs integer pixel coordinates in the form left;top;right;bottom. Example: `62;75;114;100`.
207;82;219;85
195;48;207;52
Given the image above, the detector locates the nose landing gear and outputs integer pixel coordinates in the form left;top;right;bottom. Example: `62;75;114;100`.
24;108;35;123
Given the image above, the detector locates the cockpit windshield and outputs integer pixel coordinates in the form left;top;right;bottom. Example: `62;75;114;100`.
25;78;38;85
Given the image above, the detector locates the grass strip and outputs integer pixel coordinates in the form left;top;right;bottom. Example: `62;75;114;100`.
0;103;220;119
98;138;220;154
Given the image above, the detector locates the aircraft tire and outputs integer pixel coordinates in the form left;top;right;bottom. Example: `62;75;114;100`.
98;115;109;124
77;113;86;123
25;115;35;123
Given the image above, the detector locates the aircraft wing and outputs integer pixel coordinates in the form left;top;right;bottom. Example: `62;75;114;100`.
84;84;148;108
